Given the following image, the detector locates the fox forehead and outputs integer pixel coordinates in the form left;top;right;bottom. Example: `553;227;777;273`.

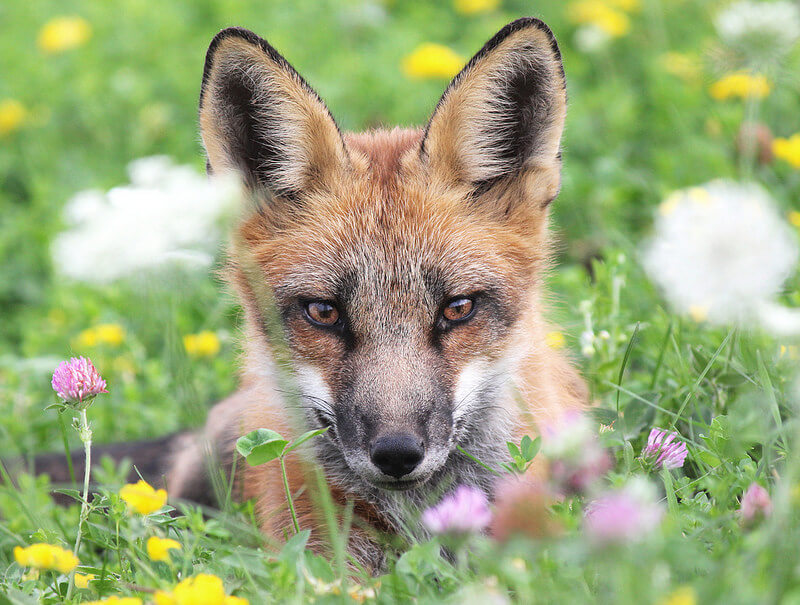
242;128;543;304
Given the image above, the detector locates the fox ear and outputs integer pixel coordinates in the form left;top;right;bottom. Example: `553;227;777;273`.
420;18;566;206
199;27;347;197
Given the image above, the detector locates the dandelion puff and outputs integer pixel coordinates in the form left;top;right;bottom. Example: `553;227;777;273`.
715;1;800;62
642;180;798;326
52;156;241;284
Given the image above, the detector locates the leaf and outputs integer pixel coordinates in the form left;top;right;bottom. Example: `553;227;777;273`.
588;407;618;426
52;488;81;503
278;529;311;563
235;429;289;466
521;435;541;461
697;450;721;467
283;427;329;454
507;441;521;459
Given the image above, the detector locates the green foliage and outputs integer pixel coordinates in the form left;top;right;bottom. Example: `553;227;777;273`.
505;435;541;474
236;429;290;467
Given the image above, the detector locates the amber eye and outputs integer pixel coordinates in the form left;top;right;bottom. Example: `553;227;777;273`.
442;297;476;323
304;301;340;327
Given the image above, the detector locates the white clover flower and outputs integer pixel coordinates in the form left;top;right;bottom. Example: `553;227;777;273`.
580;330;596;357
52;156;241;283
715;1;800;61
642;180;798;325
573;25;612;53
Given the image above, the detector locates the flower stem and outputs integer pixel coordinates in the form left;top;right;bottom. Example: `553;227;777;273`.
279;455;300;534
66;408;92;600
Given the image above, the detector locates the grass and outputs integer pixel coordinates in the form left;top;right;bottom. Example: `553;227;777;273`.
2;0;800;603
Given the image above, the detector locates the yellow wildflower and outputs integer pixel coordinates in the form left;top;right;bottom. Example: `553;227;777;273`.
147;536;181;562
74;572;95;588
605;0;639;10
780;345;799;360
657;586;697;605
688;305;709;322
84;598;143;605
402;43;464;79
14;543;78;574
511;557;527;571
119;480;167;515
183;330;221;357
77;323;126;348
154;592;175;605
788;211;800;227
709;73;771;100
155;574;249;605
660;52;701;83
545;331;566;349
568;1;631;37
453;0;500;15
37;16;92;54
347;584;376;603
773;134;800;169
0;100;26;137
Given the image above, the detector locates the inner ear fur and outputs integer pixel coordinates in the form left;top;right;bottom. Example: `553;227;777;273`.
199;27;348;197
421;18;567;206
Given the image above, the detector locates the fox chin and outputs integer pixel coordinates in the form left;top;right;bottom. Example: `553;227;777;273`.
33;17;588;571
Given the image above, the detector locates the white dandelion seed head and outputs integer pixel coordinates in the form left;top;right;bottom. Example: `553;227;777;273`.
715;1;800;61
642;180;798;325
52;156;242;284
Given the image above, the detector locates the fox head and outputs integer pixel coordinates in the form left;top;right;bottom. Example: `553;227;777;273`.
199;19;567;494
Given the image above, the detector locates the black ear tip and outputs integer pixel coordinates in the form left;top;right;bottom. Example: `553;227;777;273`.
505;17;552;34
207;26;263;54
496;17;561;58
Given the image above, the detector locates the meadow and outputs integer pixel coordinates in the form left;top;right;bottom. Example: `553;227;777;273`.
2;0;800;603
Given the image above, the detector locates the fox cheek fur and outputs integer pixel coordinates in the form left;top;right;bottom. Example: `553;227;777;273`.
24;17;586;570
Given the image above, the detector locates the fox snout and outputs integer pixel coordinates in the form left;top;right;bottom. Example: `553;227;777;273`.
369;433;425;479
329;361;456;489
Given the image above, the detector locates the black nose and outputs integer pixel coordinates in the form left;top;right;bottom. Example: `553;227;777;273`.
370;433;424;479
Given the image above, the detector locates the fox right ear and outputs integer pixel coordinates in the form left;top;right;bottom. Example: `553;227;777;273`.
420;18;567;207
199;27;348;197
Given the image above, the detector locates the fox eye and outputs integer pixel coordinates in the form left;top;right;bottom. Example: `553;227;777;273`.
442;297;476;323
304;301;340;327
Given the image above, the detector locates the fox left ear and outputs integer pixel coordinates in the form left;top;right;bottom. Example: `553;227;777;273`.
199;27;348;198
420;18;567;207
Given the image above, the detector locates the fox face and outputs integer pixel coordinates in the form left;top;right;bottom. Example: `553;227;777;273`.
199;20;567;497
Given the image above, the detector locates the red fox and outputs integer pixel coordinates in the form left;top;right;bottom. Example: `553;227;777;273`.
37;17;587;569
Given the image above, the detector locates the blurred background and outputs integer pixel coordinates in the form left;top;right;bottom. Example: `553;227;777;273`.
2;0;799;459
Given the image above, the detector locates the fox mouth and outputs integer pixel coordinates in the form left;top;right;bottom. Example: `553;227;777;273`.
372;477;426;491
